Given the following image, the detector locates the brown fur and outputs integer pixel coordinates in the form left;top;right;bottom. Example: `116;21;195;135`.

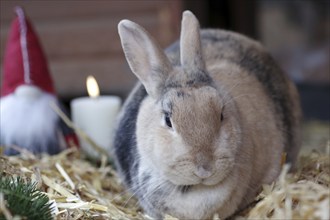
114;11;301;219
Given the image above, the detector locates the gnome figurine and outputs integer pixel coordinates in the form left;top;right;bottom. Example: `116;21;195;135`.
0;7;78;155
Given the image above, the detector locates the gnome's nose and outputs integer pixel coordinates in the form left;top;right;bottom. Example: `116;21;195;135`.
15;85;42;99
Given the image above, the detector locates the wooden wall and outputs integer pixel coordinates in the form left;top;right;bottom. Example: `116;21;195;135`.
0;1;182;99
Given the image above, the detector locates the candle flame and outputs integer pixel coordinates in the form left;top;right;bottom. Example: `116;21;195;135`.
86;75;100;98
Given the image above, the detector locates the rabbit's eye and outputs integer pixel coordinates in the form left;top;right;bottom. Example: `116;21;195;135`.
221;113;224;121
165;114;172;128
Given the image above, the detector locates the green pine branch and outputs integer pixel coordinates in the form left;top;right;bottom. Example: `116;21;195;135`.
0;176;53;220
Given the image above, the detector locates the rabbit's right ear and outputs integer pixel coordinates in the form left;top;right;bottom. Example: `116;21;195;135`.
118;20;173;98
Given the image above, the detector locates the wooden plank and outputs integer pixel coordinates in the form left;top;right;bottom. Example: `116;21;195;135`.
49;57;137;97
0;1;166;24
0;1;183;98
0;58;137;98
0;12;177;60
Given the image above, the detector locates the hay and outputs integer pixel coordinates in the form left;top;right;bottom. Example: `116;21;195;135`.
242;151;329;219
0;120;329;219
1;145;328;220
0;148;146;219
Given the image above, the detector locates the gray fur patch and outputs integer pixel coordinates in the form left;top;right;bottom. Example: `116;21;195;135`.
179;185;192;194
185;69;212;87
238;48;294;158
176;90;185;98
113;85;147;187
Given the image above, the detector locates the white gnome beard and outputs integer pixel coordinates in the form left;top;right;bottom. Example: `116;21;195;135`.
0;92;63;154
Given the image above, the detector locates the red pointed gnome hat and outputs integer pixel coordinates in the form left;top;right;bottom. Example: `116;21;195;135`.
1;6;55;97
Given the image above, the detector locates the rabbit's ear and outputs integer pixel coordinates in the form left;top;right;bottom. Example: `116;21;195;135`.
118;20;172;98
180;11;205;72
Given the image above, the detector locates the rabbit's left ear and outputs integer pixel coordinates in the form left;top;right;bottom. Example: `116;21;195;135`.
180;11;205;72
118;20;173;98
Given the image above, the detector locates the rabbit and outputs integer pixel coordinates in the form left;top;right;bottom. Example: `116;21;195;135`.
113;10;301;220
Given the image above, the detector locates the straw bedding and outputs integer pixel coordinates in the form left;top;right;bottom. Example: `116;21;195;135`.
0;125;329;219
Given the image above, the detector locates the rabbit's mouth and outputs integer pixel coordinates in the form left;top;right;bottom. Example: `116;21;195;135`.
165;156;234;187
176;170;230;193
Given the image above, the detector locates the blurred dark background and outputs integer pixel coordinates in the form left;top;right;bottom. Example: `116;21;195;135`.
1;0;329;121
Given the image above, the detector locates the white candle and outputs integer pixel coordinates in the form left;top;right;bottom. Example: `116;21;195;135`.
70;76;121;159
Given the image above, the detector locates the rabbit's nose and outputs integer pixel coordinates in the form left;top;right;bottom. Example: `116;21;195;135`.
193;165;213;179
